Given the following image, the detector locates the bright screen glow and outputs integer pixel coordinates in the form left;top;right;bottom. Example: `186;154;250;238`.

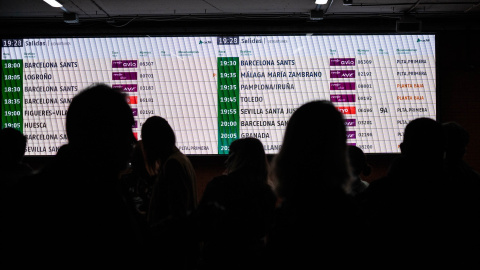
1;34;436;155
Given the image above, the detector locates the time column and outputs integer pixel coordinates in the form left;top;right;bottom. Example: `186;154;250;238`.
217;57;239;154
2;59;23;132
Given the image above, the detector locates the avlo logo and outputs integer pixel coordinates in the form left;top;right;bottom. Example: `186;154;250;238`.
199;40;212;44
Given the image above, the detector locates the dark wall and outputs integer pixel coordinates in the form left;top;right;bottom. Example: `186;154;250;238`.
437;30;480;173
8;16;480;198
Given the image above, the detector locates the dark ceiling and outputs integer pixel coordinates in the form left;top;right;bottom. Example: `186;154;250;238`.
1;0;479;34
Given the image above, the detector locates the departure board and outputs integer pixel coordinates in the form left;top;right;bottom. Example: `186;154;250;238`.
1;35;436;155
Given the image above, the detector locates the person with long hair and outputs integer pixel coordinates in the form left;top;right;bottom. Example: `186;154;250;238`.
193;137;277;270
265;100;363;268
140;115;198;269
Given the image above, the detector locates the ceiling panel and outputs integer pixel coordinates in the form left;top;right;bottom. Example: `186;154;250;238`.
0;0;478;22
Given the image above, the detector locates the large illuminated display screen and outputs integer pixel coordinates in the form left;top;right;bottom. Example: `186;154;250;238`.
1;34;436;155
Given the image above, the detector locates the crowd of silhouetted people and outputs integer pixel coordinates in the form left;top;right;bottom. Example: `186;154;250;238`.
1;83;479;267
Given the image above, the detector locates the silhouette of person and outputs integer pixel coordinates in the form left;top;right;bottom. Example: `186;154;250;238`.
347;145;371;197
119;140;155;241
0;127;34;188
442;122;480;252
6;83;143;265
265;100;363;268
192;137;277;270
140;115;198;269
358;117;450;263
442;121;480;180
1;128;34;248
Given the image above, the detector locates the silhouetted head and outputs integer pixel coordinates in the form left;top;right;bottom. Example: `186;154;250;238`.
66;83;135;171
347;145;371;177
400;117;444;163
442;122;469;161
141;116;176;168
272;100;351;200
0;128;27;167
225;137;268;182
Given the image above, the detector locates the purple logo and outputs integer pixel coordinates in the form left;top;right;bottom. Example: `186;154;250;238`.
132;121;138;129
330;82;356;90
346;131;356;139
330;58;356;66
344;119;356;126
347;143;357;146
330;94;356;102
112;60;138;68
132;108;138;116
112;84;138;92
112;72;137;80
330;70;355;78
